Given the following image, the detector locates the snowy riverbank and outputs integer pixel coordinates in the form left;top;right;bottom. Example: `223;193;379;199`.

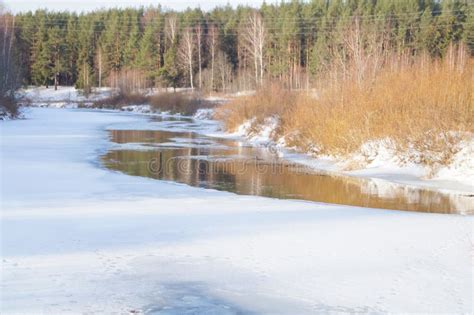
213;116;474;194
1;108;472;313
17;86;473;194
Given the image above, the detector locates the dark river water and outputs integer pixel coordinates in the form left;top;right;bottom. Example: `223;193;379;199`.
102;116;473;214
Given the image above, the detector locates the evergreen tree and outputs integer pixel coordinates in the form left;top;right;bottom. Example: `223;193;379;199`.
159;45;181;89
75;14;95;92
30;11;51;87
14;12;36;85
101;10;123;85
418;8;441;55
65;14;78;85
465;4;474;55
136;9;162;85
48;26;67;90
123;9;141;67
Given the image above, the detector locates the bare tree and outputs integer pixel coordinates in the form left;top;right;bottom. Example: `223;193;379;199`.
165;14;178;47
82;62;91;94
216;51;233;91
178;27;195;89
195;23;203;89
342;17;385;86
207;24;218;91
240;11;266;87
95;46;103;88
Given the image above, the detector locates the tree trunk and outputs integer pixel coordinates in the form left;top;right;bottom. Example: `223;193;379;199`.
254;45;258;87
98;48;102;88
211;46;215;91
210;26;216;91
189;62;194;90
242;11;266;88
197;25;202;90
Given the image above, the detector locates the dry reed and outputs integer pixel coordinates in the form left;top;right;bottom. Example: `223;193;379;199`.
216;56;473;166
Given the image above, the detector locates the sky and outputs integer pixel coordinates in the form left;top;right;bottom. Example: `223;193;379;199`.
4;0;265;13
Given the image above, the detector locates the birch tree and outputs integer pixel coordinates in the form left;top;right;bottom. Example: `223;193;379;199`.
178;27;195;89
49;26;66;90
241;11;266;87
95;46;103;88
165;14;178;48
195;23;203;89
207;24;218;91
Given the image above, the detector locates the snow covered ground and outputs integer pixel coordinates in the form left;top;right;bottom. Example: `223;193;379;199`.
1;107;472;314
17;86;114;108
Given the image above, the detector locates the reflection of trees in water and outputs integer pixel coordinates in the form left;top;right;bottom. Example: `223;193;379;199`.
110;130;181;144
102;130;468;214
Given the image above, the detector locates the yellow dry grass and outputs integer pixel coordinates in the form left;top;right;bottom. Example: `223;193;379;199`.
214;84;296;131
216;58;473;166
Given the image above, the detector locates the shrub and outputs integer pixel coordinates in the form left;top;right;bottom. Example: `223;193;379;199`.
92;91;212;115
92;93;149;109
0;95;19;118
148;92;210;115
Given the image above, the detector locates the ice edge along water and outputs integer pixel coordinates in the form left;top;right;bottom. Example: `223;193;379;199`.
216;114;474;195
1;107;473;314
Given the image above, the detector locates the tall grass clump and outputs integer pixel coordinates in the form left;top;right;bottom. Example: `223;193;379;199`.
216;49;473;167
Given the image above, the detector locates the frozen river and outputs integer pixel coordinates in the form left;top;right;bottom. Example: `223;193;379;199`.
1;108;472;314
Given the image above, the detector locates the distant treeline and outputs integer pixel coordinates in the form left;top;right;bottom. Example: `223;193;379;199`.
5;0;474;92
